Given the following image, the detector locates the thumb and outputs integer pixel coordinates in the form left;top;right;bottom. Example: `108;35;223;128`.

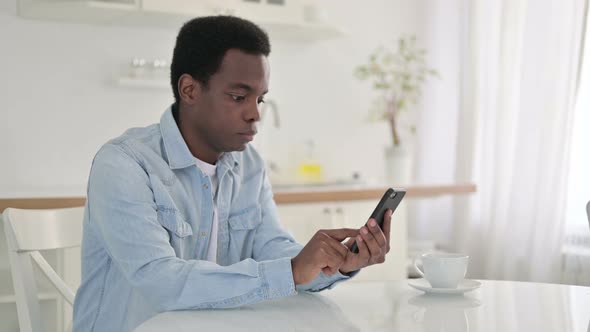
320;228;359;241
343;237;356;249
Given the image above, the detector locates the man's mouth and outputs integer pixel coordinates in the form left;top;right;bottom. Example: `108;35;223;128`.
238;131;256;141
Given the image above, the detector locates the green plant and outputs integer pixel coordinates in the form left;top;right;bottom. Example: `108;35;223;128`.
354;35;438;146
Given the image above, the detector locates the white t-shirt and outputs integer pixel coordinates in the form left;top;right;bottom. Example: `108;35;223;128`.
194;157;218;263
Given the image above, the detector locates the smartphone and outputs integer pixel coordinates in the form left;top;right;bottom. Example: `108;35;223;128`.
350;188;406;254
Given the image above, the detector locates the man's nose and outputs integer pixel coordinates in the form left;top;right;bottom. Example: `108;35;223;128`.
245;102;261;122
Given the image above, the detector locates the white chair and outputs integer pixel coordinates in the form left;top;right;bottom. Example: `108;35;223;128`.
3;207;84;332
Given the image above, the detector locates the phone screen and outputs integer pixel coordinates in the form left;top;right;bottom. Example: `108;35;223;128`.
349;188;405;254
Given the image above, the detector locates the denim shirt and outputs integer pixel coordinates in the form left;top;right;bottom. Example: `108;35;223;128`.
72;106;353;332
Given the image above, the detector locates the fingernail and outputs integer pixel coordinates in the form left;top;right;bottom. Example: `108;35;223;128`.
361;227;368;235
369;220;377;227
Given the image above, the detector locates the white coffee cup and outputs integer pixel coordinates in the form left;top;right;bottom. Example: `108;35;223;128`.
414;253;469;289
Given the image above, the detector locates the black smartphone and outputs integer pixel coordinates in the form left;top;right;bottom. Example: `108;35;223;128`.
350;188;406;254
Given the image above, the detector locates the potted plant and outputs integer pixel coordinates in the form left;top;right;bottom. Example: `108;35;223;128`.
355;35;438;146
354;35;438;184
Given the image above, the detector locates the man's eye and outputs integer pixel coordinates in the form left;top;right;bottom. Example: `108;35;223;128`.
230;94;245;102
257;98;265;105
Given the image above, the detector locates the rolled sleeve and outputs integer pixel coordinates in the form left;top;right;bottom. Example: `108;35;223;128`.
259;257;298;298
297;270;359;292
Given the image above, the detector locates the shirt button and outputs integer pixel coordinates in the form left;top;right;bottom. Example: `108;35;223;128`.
200;231;207;237
203;183;209;190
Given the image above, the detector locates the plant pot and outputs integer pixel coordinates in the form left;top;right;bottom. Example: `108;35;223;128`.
384;145;413;186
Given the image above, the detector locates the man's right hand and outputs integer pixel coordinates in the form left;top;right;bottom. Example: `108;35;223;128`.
291;228;359;285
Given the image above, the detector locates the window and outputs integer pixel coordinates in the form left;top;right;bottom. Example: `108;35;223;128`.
564;17;590;236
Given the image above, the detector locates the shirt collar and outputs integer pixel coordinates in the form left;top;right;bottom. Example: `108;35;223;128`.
160;105;240;171
219;151;240;171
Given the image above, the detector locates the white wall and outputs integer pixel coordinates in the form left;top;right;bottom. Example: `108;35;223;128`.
0;2;175;197
0;0;424;198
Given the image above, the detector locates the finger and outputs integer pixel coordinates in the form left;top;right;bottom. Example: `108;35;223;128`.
320;240;345;260
322;266;338;275
319;233;349;257
319;228;360;241
382;209;392;252
367;218;387;248
319;244;346;272
360;226;383;259
356;235;370;260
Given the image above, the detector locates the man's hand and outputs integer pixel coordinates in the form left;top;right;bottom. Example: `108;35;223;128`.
291;228;359;285
339;209;393;274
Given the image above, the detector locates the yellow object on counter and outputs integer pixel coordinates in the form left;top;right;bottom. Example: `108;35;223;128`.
297;163;324;183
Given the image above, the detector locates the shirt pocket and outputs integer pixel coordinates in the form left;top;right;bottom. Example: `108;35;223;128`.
228;205;262;230
228;205;262;260
157;208;193;238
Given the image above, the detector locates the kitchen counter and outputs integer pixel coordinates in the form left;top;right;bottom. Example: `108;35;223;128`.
0;183;476;210
272;183;476;204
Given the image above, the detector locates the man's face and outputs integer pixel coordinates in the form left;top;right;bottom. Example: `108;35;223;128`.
189;49;269;154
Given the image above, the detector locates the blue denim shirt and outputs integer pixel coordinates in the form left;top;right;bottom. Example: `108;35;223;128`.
72;106;352;332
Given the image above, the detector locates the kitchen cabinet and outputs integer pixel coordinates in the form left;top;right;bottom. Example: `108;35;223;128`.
145;0;304;23
17;0;345;42
277;199;408;282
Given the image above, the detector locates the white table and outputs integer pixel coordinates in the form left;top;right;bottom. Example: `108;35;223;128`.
135;279;590;332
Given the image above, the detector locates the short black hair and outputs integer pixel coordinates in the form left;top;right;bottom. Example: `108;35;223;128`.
170;16;271;103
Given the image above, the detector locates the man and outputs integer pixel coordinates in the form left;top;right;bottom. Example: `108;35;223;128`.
73;15;392;331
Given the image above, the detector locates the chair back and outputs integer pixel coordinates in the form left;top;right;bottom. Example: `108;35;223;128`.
3;207;84;332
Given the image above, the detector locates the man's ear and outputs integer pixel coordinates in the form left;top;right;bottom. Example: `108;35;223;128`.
178;74;202;105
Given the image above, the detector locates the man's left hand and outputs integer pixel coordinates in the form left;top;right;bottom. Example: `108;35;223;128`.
338;209;392;274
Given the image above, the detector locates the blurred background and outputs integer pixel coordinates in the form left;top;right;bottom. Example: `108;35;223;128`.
0;2;589;328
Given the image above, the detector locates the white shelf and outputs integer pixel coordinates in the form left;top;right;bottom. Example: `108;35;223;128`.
17;0;139;25
260;21;345;42
0;267;60;304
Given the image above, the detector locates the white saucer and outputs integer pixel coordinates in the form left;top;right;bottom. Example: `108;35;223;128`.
408;278;481;295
